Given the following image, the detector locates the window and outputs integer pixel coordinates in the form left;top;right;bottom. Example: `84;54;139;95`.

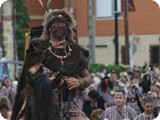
96;0;121;20
150;45;160;66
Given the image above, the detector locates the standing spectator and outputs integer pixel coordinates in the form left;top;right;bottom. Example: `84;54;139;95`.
99;89;137;120
134;95;155;120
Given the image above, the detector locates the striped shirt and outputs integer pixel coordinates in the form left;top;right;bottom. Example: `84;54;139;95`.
99;106;137;120
134;113;155;120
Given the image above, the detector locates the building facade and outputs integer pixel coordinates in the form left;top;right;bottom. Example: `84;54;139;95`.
24;0;160;67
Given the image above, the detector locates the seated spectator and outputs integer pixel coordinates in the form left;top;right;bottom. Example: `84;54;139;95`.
153;104;160;120
92;72;102;88
0;77;17;105
83;89;105;119
134;95;156;120
0;113;6;120
0;96;11;120
119;72;130;94
132;67;142;83
98;76;115;109
127;77;143;114
99;89;137;120
139;72;152;94
154;82;160;107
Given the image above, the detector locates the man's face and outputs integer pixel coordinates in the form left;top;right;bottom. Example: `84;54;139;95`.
49;19;67;39
114;92;126;106
111;73;117;81
155;86;160;92
104;78;108;87
0;108;8;119
133;70;140;78
143;102;154;114
120;75;127;83
3;79;11;87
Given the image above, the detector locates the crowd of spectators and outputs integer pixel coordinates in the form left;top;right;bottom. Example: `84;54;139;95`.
0;62;160;120
0;76;17;120
80;62;160;120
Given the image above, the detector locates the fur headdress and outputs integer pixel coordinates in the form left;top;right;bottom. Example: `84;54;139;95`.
41;8;76;42
44;9;75;30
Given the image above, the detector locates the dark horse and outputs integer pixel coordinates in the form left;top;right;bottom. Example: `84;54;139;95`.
11;40;63;120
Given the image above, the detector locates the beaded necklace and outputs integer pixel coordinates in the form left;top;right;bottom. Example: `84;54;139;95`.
48;43;72;65
50;39;66;46
43;40;72;65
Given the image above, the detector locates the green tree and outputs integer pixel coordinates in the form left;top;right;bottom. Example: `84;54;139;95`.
16;0;29;60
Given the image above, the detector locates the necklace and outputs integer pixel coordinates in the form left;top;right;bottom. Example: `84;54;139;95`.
50;40;66;46
48;44;72;65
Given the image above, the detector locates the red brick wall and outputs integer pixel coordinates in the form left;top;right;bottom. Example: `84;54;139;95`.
24;0;64;28
71;0;160;36
128;0;160;35
24;0;160;36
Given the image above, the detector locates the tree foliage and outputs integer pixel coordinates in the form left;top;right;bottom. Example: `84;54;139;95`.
15;0;29;60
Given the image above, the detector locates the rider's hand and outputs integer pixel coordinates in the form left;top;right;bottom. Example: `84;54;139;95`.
65;77;80;90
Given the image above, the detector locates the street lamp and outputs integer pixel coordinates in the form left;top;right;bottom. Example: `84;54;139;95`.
114;0;119;65
0;0;8;7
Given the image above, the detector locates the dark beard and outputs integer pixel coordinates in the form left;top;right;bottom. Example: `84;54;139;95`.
51;32;66;39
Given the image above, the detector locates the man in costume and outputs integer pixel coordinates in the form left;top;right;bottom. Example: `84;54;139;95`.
11;9;91;120
99;89;137;120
